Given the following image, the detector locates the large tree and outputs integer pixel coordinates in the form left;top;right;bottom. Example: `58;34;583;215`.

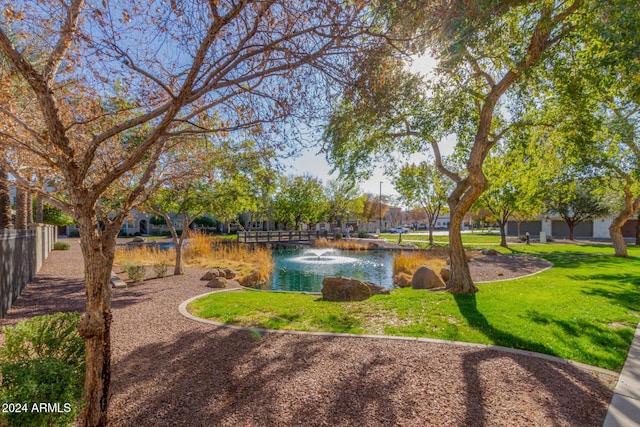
273;174;328;230
476;140;545;247
325;1;584;293
323;178;362;229
0;2;371;424
543;173;610;240
393;160;452;246
147;182;214;275
515;0;640;256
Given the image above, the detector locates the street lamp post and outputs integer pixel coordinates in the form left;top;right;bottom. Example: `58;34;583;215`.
378;181;382;234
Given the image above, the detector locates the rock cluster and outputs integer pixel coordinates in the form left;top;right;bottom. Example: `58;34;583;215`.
321;276;389;301
201;268;238;288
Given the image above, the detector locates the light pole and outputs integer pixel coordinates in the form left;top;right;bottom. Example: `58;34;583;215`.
378;181;383;234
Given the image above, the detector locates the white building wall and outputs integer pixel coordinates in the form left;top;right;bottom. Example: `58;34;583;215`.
541;219;552;237
593;218;612;238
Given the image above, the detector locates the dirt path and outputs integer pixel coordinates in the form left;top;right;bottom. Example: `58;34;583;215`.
1;240;616;426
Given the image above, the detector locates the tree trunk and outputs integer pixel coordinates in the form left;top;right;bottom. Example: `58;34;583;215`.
0;166;12;228
76;215;114;427
447;210;478;294
568;222;575;240
174;242;184;275
36;195;44;223
15;187;28;229
610;218;628;257
161;213;184;276
499;221;507;247
609;190;640;257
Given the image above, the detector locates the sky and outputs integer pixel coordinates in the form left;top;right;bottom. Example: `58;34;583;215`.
282;54;453;200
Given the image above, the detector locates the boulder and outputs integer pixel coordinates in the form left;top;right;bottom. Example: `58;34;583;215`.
224;269;237;279
321;276;372;301
206;277;227;288
394;273;412;288
240;269;261;287
201;269;224;281
132;236;145;243
364;281;390;295
481;249;498;256
411;266;446;290
439;267;451;284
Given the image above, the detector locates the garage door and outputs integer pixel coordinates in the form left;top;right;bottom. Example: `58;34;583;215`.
621;219;638;238
507;221;542;236
551;220;593;238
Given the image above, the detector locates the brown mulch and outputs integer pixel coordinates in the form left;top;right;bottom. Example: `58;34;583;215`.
470;253;553;283
1;241;615;426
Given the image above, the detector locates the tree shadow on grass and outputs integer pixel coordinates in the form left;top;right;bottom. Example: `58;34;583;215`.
453;293;614;427
527;309;635;370
567;273;640;313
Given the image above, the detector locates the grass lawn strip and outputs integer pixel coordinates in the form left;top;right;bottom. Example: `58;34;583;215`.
187;243;640;372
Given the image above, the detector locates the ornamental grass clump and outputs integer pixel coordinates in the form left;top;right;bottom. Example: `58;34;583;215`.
314;237;372;250
393;251;447;276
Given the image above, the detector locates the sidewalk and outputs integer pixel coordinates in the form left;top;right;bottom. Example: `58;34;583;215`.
603;321;640;426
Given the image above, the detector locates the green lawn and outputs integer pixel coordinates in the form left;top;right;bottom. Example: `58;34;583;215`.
188;243;640;371
380;231;505;247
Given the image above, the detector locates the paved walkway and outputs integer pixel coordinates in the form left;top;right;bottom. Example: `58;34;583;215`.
0;239;633;426
603;322;640;426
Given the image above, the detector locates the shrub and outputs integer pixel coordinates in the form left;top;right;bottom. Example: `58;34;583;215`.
0;312;85;427
153;262;168;278
67;230;79;238
53;241;71;250
123;263;146;282
356;231;373;238
1;312;84;364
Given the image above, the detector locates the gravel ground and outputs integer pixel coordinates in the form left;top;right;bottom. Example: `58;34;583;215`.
1;240;615;426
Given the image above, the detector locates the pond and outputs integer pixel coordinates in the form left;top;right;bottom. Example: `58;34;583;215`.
267;248;395;293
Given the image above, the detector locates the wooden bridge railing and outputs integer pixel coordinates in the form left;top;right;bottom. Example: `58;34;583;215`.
237;230;329;244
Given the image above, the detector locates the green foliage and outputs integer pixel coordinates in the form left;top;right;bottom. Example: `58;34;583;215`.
393;161;453;244
0;312;85;426
1;312;84;364
53;241;71;250
153;262;168;278
123;263;146;282
41;203;75;227
323;178;363;225
190;244;640;371
193;215;216;228
149;215;166;226
0;359;83;426
273;174;328;229
543;172;611;230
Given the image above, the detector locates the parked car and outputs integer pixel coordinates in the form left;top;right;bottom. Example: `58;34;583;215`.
389;226;411;233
